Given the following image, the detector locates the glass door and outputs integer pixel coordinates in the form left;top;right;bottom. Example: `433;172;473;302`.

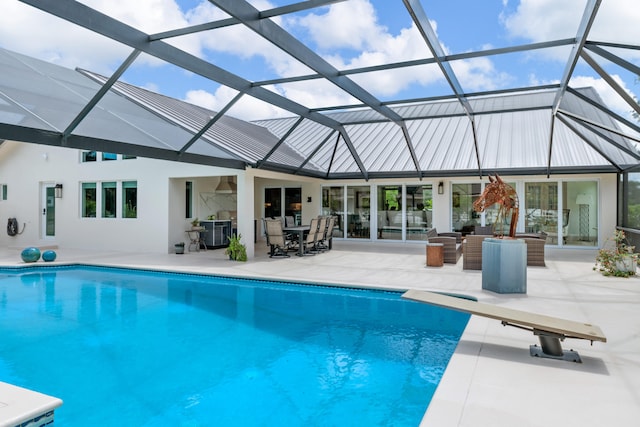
525;182;557;243
41;184;56;238
322;186;344;238
451;183;482;235
377;185;402;240
347;185;370;239
405;184;432;240
265;187;301;224
264;188;282;219
284;188;302;225
564;181;598;246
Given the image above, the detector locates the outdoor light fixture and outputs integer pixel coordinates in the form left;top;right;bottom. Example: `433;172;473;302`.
438;181;444;195
307;196;312;203
54;183;63;198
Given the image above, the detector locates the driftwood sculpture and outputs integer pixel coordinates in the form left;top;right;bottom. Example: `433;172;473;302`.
473;175;519;238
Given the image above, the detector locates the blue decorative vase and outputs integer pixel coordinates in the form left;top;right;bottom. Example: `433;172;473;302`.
42;250;57;262
21;247;41;263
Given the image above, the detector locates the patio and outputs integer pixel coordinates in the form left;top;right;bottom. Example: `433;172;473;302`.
1;240;638;426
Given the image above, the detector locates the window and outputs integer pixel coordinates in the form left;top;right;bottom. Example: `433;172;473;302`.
625;172;640;229
451;183;482;235
82;183;96;217
82;181;137;219
122;181;137;218
122;154;137;160
264;188;281;218
102;182;117;218
102;152;117;161
1;184;6;201
185;181;193;218
284;188;302;225
322;186;344;237
525;182;557;235
347;185;370;239
81;151;97;162
405;184;432;240
376;184;432;241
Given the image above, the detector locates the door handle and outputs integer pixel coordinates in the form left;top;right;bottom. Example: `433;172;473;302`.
43;208;46;215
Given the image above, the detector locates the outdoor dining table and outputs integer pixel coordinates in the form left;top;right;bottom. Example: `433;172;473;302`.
283;225;310;256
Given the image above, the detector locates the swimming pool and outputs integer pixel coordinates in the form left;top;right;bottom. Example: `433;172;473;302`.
0;265;469;426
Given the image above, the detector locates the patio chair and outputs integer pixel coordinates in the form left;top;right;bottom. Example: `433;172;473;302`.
462;235;490;270
473;225;494;236
264;219;291;258
522;237;546;266
285;215;296;227
302;217;320;255
317;216;336;251
315;216;328;252
427;228;462;264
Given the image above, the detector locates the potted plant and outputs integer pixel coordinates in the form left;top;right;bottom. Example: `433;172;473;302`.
190;218;203;230
594;229;637;277
225;233;247;262
174;242;185;254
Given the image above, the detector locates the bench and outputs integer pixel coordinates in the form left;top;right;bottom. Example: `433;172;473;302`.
402;289;606;363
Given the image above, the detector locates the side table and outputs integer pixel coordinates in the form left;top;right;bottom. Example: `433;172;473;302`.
426;242;444;267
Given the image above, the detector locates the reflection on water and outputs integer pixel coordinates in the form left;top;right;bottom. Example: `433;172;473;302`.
0;266;469;427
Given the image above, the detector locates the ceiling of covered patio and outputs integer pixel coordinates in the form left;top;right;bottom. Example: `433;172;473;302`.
1;0;640;179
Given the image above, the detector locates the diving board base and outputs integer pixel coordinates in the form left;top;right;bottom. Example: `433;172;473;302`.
515;326;583;362
530;345;582;363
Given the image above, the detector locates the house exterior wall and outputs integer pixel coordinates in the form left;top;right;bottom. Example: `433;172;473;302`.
0;141;243;254
0;141;618;258
306;174;616;247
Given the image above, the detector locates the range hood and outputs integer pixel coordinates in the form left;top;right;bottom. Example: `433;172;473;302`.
215;176;237;194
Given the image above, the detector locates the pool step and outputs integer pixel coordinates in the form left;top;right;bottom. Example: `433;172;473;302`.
0;382;62;427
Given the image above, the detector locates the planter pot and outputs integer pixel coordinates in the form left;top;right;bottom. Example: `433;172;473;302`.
21;247;41;263
175;245;185;254
615;255;636;273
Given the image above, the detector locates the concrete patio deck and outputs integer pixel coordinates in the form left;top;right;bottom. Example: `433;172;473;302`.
1;240;638;426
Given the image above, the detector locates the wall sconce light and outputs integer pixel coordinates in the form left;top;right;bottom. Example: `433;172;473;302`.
437;181;444;195
307;196;312;203
54;183;63;199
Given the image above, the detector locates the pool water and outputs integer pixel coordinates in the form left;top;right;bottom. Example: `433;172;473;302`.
0;266;469;426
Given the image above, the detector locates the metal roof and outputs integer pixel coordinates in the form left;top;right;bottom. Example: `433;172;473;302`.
1;0;640;178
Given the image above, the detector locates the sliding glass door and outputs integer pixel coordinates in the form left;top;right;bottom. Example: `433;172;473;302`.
264;187;301;224
377;184;433;241
451;183;482;235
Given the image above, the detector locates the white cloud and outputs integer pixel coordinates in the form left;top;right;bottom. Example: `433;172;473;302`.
0;1;130;73
590;0;640;48
501;0;584;43
293;0;384;51
501;0;640;60
527;72;638;119
291;0;513;99
452;57;515;92
8;0;632;122
570;75;638;119
184;86;291;121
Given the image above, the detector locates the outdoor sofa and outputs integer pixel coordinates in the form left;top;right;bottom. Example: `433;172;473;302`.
427;228;463;264
463;232;547;269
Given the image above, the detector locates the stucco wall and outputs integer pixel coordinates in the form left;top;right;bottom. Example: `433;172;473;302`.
0;141;618;258
0;141;241;254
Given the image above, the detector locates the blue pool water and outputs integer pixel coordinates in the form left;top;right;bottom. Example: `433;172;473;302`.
0;266;469;426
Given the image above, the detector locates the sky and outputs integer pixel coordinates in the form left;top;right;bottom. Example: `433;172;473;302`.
1;0;639;122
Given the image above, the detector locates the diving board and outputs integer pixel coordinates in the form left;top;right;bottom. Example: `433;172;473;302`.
402;289;606;363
